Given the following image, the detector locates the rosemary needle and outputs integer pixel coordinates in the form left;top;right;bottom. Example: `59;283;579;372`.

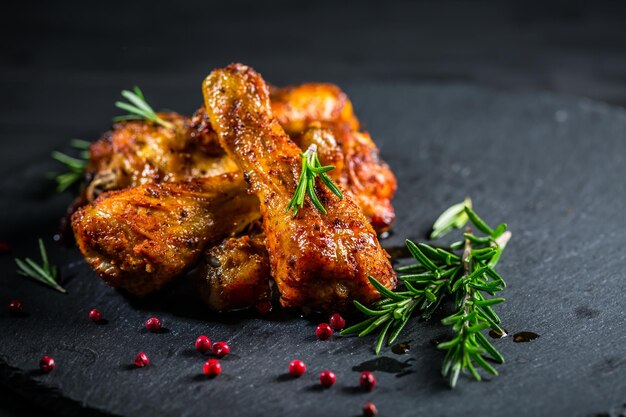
285;144;344;216
430;197;472;239
113;86;174;129
15;238;66;293
51;139;90;192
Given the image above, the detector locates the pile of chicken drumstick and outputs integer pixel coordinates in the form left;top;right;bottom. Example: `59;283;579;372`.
70;64;398;312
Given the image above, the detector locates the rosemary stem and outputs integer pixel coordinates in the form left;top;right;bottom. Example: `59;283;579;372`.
461;231;474;328
345;201;510;388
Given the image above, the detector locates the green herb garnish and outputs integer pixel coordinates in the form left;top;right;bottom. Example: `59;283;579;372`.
113;86;174;129
285;144;344;216
15;238;66;293
430;197;472;239
342;203;511;388
51;139;90;192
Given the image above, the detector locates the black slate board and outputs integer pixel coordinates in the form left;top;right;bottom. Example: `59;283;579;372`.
1;83;626;417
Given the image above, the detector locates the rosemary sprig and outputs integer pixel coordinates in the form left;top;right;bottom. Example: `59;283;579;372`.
51;139;90;192
15;239;66;293
439;228;510;387
113;86;174;129
342;202;511;388
285;144;343;216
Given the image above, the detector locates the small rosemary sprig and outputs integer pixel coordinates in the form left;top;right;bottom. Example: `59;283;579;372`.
15;239;66;293
51;139;90;192
341;202;511;388
113;86;174;129
285;144;343;216
438;228;510;387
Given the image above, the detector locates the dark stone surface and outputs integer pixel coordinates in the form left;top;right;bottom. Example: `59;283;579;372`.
1;82;625;417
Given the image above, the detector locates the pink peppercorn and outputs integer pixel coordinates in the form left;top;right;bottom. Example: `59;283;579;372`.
319;370;336;387
316;323;333;340
289;360;306;377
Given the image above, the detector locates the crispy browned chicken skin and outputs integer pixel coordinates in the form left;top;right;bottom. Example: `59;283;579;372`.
85;113;237;201
195;127;340;311
270;83;360;134
72;173;259;295
196;125;394;312
84;83;395;217
72;77;396;304
203;63;396;311
196;232;271;312
84;85;394;231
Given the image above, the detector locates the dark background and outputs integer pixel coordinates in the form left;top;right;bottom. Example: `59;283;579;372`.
4;1;626;121
2;1;626;416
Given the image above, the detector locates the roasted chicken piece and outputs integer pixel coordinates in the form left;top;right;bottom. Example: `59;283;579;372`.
195;125;392;311
183;83;396;231
85;112;237;201
196;232;271;312
195;85;396;311
72;79;395;303
84;84;394;230
203;63;396;311
271;84;396;232
71;173;259;295
195;126;340;311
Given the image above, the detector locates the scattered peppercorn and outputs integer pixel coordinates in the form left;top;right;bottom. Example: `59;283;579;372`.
329;313;346;330
203;359;222;377
288;360;306;377
145;317;161;332
134;352;149;367
319;370;336;387
212;341;230;357
362;402;378;417
8;299;23;315
39;356;55;373
315;323;333;340
195;335;211;353
89;308;102;322
360;371;376;391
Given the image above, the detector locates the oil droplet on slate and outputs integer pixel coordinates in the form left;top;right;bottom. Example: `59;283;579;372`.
391;342;410;354
430;333;454;346
513;331;540;343
353;357;413;374
489;328;508;339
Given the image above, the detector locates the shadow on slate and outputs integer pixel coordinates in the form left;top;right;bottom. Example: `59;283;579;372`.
1;83;626;417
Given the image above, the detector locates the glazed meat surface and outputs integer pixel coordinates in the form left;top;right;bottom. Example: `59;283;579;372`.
324;125;396;232
196;232;271;312
270;83;359;135
72;173;259;295
85;113;237;201
203;63;396;311
85;84;394;230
